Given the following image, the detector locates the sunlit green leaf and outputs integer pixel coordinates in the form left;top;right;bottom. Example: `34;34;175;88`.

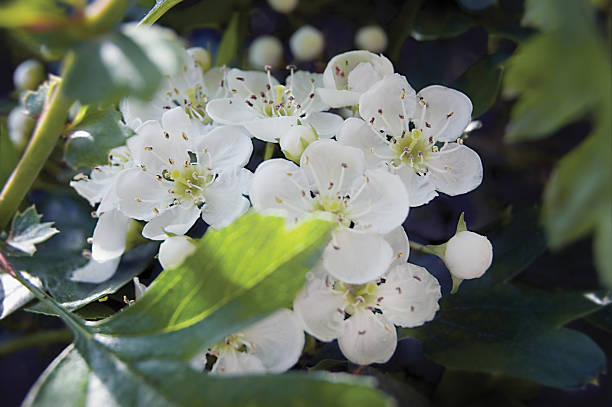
6;205;58;255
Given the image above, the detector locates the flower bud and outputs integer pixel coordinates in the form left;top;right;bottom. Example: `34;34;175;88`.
280;125;317;162
290;25;324;61
158;235;197;270
133;277;148;301
355;25;388;53
248;35;283;69
187;47;212;72
267;0;298;14
8;108;35;151
13;59;45;91
444;231;493;280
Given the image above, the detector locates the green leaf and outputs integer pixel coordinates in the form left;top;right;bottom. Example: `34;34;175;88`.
412;1;474;41
0;271;41;319
6;205;58;255
504;0;610;141
62;24;185;105
452;52;509;118
22;214;388;406
0;0;70;29
23;80;51;118
387;0;424;62
457;0;497;11
400;285;606;388
594;208;612;288
139;0;184;25
542;120;611;251
25;345;391;407
64;105;132;169
215;12;241;67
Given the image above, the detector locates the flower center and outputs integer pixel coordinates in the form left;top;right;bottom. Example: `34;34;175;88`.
165;85;211;124
312;194;352;226
211;333;251;354
335;281;380;314
388;129;434;174
164;165;213;205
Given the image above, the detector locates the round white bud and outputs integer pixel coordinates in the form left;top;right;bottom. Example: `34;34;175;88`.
187;47;212;72
248;35;284;69
290;25;324;61
13;59;45;91
444;231;493;279
158;236;197;270
8;108;35;150
280;125;317;162
267;0;298;14
355;25;388;53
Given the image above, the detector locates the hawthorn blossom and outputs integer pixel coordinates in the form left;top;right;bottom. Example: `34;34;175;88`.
70;146;133;275
294;228;441;365
120;48;227;129
158;235;196;270
317;50;394;108
338;74;483;206
115;107;253;240
206;68;343;144
250;139;409;284
201;309;305;375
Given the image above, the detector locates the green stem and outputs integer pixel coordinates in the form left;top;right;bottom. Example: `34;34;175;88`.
0;329;72;356
139;0;184;26
409;240;446;258
0;71;74;230
84;0;129;34
263;142;276;160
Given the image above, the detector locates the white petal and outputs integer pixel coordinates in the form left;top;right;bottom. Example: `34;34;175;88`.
377;264;441;328
385;226;410;267
300;140;365;196
133;277;147;300
427;144;483;196
302;112;344;138
397;166;438;207
359;73;416;137
293;271;345;341
202;168;252;229
322;50;394;92
142;205;200;240
347;168;409;233
286;71;328;112
338;310;397;365
226;68;278;100
128;116;190;171
161;106;196;144
158;235;197;269
445;231;493;279
211;348;266;376
241;309;305;373
195;125;253;170
206;98;262;125
415;85;472;142
316;88;361;109
202;67;227;99
324;229;393;284
280;125;317;159
244;116;298;142
250;159;312;221
337;117;390;168
70;257;121;284
347;62;381;93
92;210;130;262
115;168;173;221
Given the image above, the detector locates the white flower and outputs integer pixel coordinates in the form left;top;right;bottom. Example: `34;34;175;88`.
338;74;483;207
355;26;388;53
116;107;253;239
267;0;298;14
248;35;284;69
206;68;343;143
201;309;304;375
70;146;134;262
317;50;394;108
120;49;227;129
187;47;211;72
250;139;409;283
133;277;148;300
294;228;441;365
289;25;324;61
444;231;493;279
158;235;196;269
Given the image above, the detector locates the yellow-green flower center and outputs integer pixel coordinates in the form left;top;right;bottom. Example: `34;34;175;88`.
389;129;433;173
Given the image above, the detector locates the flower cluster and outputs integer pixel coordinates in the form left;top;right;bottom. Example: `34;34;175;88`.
71;46;493;373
